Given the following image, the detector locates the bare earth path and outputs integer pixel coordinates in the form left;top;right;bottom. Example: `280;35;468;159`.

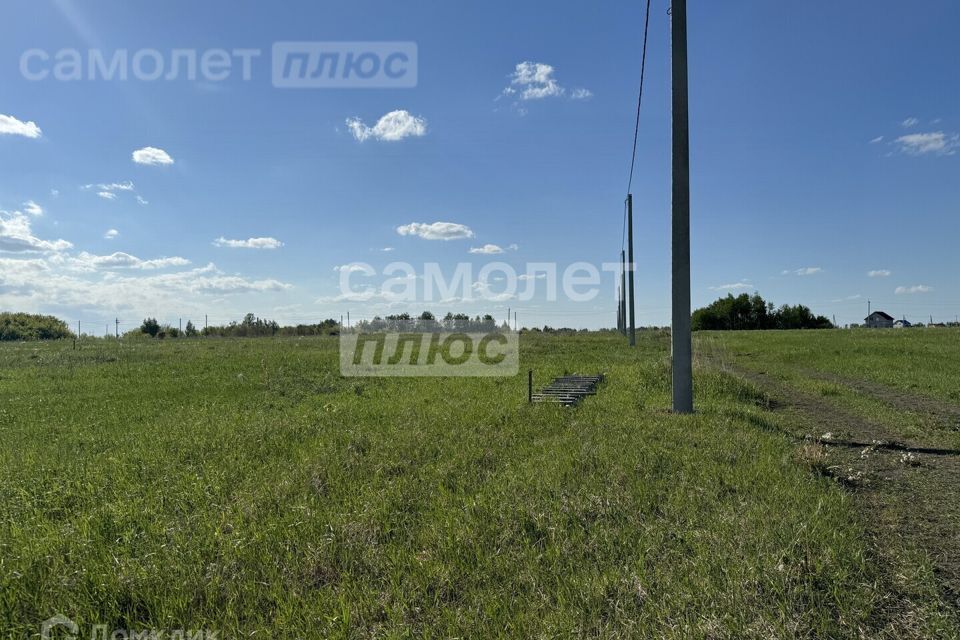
705;353;960;633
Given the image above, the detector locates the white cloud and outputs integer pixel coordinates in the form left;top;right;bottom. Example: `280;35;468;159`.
22;200;43;216
469;244;505;255
346;110;427;142
1;254;292;321
471;279;515;302
0;113;42;138
869;136;884;144
213;236;283;250
709;282;753;291
84;181;147;204
868;269;891;278
396;222;474;241
518;273;546;281
782;267;822;276
0;210;72;253
498;62;591;109
895;285;932;295
895;131;959;156
104;229;119;240
85;181;135;192
72;251;191;271
381;247;395;252
508;243;519;251
132;146;175;166
902;117;920;128
333;263;370;273
508;62;564;100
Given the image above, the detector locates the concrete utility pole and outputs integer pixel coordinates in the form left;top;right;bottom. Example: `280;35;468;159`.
620;250;628;336
115;318;119;338
627;193;636;346
617;287;623;332
671;0;693;413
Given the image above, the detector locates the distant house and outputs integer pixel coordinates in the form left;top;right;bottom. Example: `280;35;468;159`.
864;311;894;329
894;319;912;329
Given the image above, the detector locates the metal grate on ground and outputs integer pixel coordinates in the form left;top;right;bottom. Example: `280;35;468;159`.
531;374;605;407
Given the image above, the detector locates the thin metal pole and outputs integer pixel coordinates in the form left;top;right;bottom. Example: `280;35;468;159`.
671;0;693;413
627;194;636;346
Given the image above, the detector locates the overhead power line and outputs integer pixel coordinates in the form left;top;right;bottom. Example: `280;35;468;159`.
626;0;653;196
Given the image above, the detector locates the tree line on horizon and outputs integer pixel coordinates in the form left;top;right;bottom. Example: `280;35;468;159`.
692;293;833;331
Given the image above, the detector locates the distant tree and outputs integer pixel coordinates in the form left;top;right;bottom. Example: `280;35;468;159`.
185;320;198;337
140;318;161;337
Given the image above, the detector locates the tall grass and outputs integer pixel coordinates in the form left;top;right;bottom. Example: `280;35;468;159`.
0;334;889;637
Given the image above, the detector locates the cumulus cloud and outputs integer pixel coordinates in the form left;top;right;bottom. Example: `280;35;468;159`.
902;117;920;128
510;62;564;100
71;252;191;271
1;251;291;322
498;62;591;108
132;146;175;165
396;221;474;241
782;267;822;276
469;244;505;255
104;229;119;240
868;269;891;278
346;110;427;142
0;113;42;138
0;210;72;253
213;237;283;249
895;132;959;156
22;200;43;216
895;285;932;295
709;282;753;291
1;258;290;315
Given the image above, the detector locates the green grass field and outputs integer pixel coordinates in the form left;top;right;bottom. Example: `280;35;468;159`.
1;331;958;638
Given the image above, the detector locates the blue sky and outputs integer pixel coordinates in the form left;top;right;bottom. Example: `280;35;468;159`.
1;0;958;331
